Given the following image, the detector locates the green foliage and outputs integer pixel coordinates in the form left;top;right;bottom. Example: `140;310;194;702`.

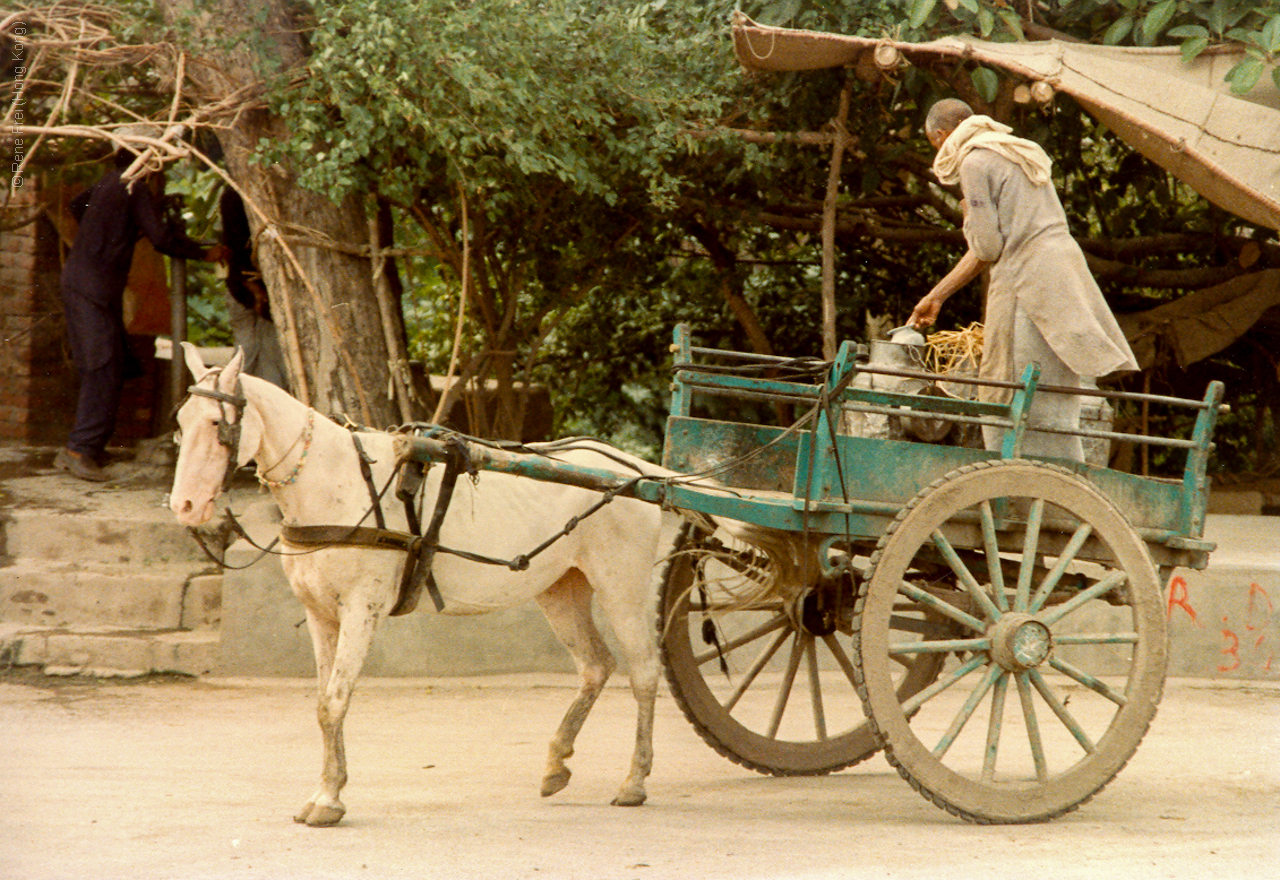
89;0;1274;472
268;0;737;206
912;0;1280;94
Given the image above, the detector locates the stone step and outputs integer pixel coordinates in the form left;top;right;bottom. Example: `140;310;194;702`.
0;562;221;630
2;504;214;568
0;624;220;678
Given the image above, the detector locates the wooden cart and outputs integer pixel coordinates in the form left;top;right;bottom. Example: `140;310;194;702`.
400;323;1225;823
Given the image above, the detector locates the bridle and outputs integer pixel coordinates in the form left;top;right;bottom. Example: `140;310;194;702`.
185;373;247;494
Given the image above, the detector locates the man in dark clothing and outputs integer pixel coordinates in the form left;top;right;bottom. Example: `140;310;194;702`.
56;146;227;481
219;187;289;389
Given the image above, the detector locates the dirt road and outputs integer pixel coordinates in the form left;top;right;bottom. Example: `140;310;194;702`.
2;673;1276;880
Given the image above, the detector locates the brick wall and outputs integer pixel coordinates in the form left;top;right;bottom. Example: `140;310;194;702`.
1;174;164;447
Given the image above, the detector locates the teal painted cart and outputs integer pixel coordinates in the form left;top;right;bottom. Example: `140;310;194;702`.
400;323;1225;824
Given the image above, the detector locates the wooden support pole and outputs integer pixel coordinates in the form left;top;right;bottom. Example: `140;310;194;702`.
368;200;414;425
820;78;853;360
169;257;187;412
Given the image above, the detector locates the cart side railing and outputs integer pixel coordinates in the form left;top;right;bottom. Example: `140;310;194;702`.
664;323;1226;566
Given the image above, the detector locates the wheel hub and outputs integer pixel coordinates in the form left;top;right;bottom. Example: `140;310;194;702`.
786;586;843;637
990;613;1053;671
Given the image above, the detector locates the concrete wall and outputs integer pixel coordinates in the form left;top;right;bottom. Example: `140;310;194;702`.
1165;515;1278;679
219;543;578;677
218;507;1278;680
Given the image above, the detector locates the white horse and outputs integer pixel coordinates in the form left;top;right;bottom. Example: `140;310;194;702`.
169;345;674;826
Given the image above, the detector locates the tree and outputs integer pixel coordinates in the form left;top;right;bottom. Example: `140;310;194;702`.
153;0;407;426
8;1;1277;473
256;0;741;437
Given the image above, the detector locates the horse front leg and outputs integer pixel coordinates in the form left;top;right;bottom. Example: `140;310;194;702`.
294;602;381;827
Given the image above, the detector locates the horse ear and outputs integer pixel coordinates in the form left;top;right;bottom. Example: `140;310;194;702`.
220;347;246;392
180;341;209;382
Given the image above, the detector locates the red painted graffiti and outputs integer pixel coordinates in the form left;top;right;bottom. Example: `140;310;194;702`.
1168;577;1276;674
1219;616;1241;673
1166;576;1198;624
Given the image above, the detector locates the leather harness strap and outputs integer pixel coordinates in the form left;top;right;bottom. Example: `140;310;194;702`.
391;439;470;616
280;524;419;552
348;431;388;531
187;380;247;493
194;416;628;621
279;433;471;618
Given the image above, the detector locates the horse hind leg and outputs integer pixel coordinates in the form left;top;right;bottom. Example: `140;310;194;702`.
535;570;616;800
593;573;660;808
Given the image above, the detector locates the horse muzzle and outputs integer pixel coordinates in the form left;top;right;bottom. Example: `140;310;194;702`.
171;494;217;527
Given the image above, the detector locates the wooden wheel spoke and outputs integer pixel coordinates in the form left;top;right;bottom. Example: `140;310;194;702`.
1015;671;1049;782
933;665;1002;759
767;632;807;738
1028;523;1094;613
1053;632;1139;646
889;637;992;655
822;634;860;689
931;529;1002;623
723;627;791;713
806;636;827;741
1028;670;1096;754
692;614;788;666
1014;499;1045;612
663;523;917;777
979;500;1008;612
982;671;1009;781
1047;655;1128;707
900;654;987;716
1039;571;1127;626
898;582;987;634
694;599;785;615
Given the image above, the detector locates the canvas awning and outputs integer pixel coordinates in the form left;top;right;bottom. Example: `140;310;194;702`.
1118;269;1280;369
732;14;1280;232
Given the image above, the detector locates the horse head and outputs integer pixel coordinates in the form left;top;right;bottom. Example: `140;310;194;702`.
170;343;264;526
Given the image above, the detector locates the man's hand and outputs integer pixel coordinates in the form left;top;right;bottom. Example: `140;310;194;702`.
909;249;989;330
204;244;231;265
909;290;944;330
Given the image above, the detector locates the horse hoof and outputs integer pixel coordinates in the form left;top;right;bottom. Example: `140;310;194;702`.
304;804;346;827
541;768;572;797
611;790;646;807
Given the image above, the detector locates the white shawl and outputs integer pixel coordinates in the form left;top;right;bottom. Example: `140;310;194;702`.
933;115;1053;187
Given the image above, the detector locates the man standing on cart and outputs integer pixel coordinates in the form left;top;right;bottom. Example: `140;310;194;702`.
908;98;1137;462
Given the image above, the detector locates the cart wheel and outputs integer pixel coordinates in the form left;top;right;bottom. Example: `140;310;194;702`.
854;460;1167;823
660;521;948;776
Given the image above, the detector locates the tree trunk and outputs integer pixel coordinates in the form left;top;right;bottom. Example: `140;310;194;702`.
160;0;399;426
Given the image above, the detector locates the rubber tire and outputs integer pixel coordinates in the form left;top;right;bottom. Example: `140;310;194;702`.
853;460;1167;823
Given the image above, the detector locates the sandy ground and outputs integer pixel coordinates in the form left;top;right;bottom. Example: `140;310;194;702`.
2;672;1278;880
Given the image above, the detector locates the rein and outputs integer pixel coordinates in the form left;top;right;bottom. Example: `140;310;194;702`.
182;386;649;617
